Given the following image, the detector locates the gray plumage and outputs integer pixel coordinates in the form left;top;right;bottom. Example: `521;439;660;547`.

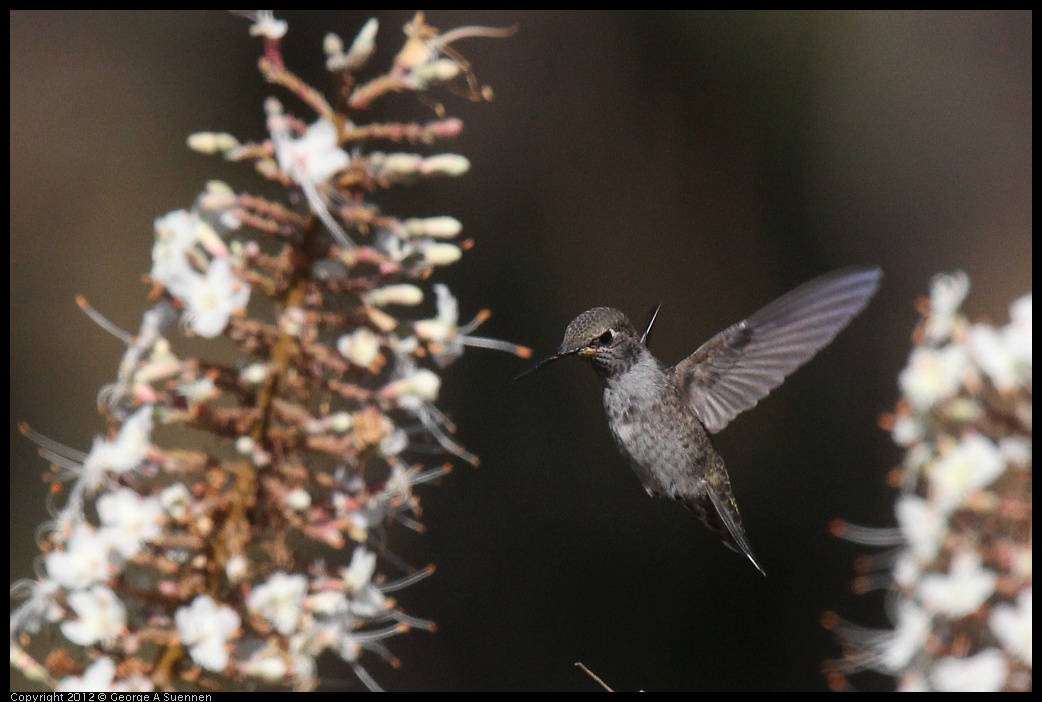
518;266;882;575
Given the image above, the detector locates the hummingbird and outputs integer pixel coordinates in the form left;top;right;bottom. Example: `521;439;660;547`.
517;266;882;575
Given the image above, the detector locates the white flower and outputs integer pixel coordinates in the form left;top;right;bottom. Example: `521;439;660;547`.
342;546;388;618
159;482;192;520
1006;293;1031;371
45;523;118;590
275;119;350;185
891;414;924;447
239;10;288;40
892;551;922;590
400;368;441;403
998;437;1031;466
990;588;1031;665
968;323;1020;392
151;210;200;295
383;463;418;503
380;425;409;456
927;433;1004;513
895;494;944;563
902;442;935;475
226;555;249;584
80;404;154;488
178;376;219;405
343;546;378;595
305;590;349;617
109;403;154;466
248;572;308;636
240;362;271;385
923;271;969;343
899;345;968;412
896;672;929;692
967;291;1032;391
9;576;63;636
918;551;997;618
56;656;118;692
327;411;354;433
415;284;459;347
175;595;240;672
235;435;256;456
151;210;228;297
97;488;164;558
181;257;251;338
929;648;1007;692
338;327;381;367
60;585;126;646
243;652;289;683
882;599;930;671
278;306;306;337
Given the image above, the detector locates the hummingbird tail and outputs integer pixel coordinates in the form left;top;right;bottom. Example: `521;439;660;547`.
690;487;767;576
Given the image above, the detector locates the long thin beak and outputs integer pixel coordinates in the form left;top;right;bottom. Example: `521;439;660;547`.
515;347;578;380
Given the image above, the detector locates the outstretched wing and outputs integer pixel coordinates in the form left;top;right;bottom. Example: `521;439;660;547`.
672;266;881;434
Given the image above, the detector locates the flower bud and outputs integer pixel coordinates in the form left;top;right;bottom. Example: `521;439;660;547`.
421;154;470;176
365;284;423;307
323;32;344;56
403;216;462;239
422;242;463;266
286;488;311;512
187;132;240;155
343;18;378;70
377;153;424;177
412;58;461;84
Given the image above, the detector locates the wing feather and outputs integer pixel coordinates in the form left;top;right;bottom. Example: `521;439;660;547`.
672;266;881;434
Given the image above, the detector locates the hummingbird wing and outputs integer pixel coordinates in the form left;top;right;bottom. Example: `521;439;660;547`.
672;266;881;434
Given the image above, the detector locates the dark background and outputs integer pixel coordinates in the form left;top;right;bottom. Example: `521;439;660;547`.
11;11;1031;691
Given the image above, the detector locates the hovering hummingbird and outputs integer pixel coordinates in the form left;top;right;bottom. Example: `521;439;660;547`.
518;266;882;575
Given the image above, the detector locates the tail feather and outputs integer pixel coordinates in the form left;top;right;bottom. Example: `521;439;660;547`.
686;483;766;576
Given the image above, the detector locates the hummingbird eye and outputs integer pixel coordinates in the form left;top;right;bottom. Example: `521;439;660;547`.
596;330;614;346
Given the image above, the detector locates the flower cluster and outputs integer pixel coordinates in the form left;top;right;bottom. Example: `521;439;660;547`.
824;272;1031;691
11;12;525;692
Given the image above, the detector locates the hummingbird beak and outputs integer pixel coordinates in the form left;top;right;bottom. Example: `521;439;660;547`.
514;346;581;379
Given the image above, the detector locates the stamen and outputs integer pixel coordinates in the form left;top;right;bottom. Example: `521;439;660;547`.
461;335;533;357
350;663;384;692
389;610;436;631
301;177;356;250
76;295;133;344
19;423;88;463
830;519;903;547
435;24;518;49
378;564;435;593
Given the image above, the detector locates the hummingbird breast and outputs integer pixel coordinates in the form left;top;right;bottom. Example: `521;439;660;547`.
601;356;714;499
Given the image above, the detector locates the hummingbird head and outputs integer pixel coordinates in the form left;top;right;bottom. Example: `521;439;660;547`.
516;307;644;380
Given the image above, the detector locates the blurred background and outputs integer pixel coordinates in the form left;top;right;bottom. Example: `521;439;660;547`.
10;10;1031;691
